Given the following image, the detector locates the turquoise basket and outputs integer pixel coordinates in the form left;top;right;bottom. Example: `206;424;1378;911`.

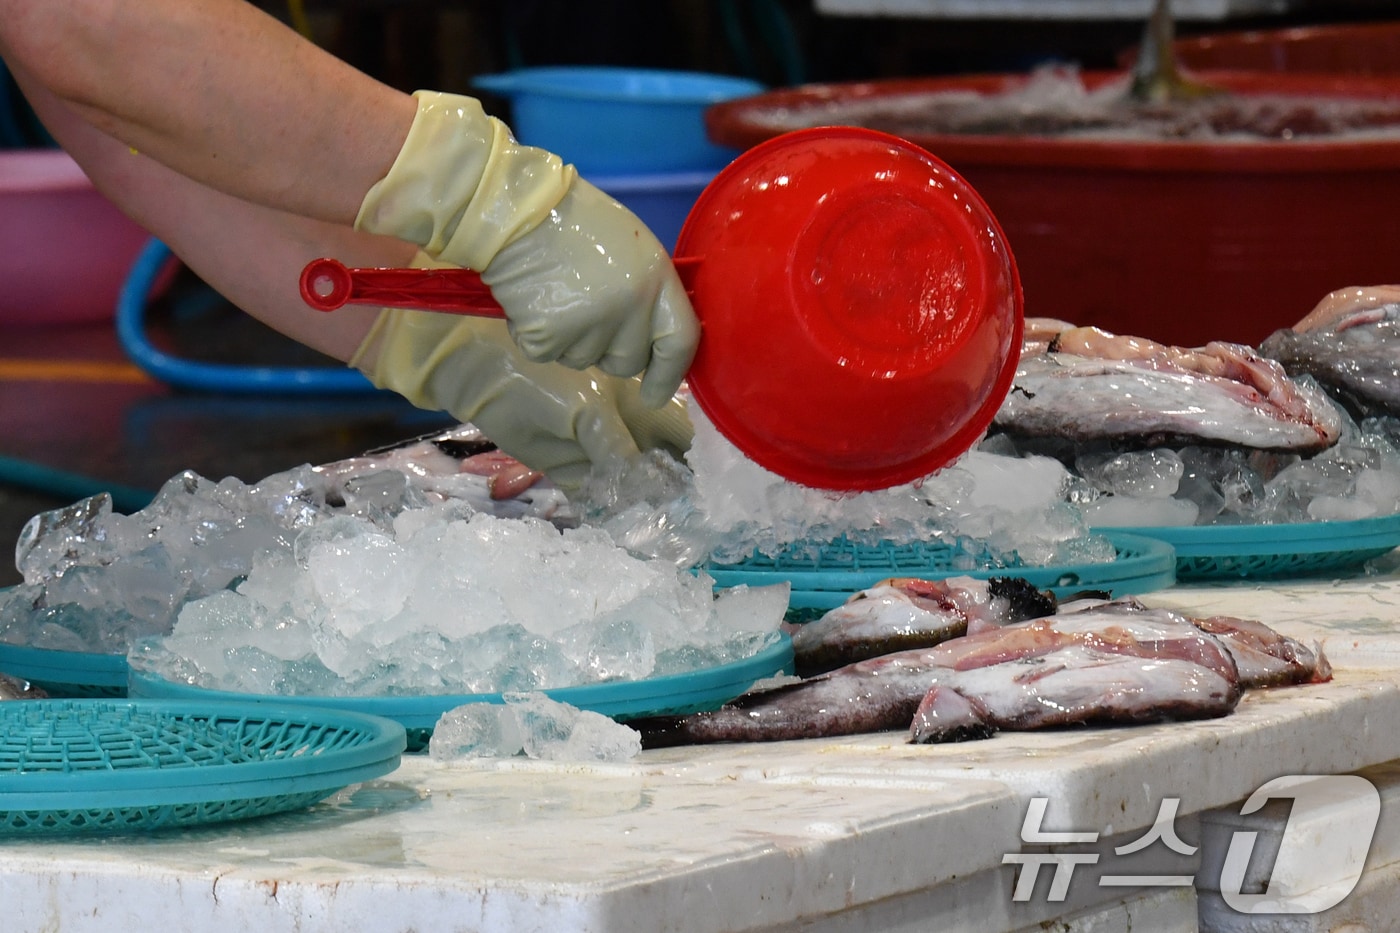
707;531;1177;612
0;641;127;697
130;634;794;752
1107;511;1400;581
0;698;405;834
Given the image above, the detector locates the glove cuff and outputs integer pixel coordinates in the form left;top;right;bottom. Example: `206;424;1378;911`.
355;90;576;272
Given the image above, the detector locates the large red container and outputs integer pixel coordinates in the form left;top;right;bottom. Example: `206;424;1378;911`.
706;71;1400;348
1173;21;1400;76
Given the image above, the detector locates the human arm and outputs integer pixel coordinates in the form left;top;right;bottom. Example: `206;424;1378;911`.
0;0;413;225
7;58;401;360
11;64;693;485
0;0;700;399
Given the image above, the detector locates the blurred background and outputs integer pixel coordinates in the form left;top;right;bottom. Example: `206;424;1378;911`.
2;0;1398;587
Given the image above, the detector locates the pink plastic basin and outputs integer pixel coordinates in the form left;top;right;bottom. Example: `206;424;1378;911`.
0;149;161;327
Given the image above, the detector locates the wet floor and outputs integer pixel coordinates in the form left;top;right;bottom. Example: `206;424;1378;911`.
0;271;456;588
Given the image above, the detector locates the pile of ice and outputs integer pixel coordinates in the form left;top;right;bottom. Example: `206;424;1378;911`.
5;402;1107;679
130;506;787;697
579;404;1111;570
0;427;570;655
429;693;642;763
996;413;1400;528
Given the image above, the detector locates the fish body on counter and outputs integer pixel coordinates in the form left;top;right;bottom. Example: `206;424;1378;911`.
994;323;1342;453
636;598;1329;748
910;643;1235;744
1260;297;1400;418
788;575;1058;677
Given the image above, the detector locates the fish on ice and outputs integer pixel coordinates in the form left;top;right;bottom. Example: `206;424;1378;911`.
1259;285;1400;418
993;321;1342;452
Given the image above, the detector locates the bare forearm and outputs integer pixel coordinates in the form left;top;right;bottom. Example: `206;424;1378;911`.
0;0;415;224
12;62;414;361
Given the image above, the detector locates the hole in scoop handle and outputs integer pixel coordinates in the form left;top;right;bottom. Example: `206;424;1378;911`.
299;258;506;318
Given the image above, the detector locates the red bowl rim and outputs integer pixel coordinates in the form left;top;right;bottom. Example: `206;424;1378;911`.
705;70;1400;174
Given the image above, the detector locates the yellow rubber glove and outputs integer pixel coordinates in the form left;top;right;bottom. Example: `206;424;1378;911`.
352;253;693;491
355;90;699;409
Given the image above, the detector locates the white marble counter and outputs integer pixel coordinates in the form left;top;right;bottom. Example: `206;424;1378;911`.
5;571;1400;932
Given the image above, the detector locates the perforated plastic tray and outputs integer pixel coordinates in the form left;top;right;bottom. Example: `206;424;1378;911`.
130;634;794;752
1110;512;1400;581
706;531;1177;611
0;698;405;834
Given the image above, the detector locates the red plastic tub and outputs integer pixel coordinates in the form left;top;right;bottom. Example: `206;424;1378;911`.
706;71;1400;347
1172;21;1400;76
0;149;163;327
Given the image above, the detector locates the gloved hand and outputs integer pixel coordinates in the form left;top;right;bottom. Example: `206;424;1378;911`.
355;90;699;408
352;252;694;491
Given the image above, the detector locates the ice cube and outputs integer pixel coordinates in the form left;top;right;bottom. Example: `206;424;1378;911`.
505;692;642;763
429;702;525;761
1080;495;1199;528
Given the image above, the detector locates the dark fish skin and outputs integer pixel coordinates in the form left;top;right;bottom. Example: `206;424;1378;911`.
1260;305;1400;418
789;576;1058;678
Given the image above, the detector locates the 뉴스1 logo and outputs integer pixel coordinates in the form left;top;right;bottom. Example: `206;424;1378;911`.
1002;774;1380;914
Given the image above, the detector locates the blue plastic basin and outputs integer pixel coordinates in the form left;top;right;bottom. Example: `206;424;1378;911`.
473;66;764;175
591;169;716;252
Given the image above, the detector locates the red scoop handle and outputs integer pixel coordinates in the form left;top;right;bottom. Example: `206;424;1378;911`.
300;256;703;318
299;258;506;318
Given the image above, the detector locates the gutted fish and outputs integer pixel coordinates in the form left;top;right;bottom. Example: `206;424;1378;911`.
1260;289;1400;418
637;598;1332;747
1192;614;1332;688
788;575;1058;677
636;599;1257;747
994;322;1342;452
910;643;1236;744
316;423;568;518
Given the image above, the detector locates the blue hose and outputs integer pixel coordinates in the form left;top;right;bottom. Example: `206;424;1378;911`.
115;238;380;395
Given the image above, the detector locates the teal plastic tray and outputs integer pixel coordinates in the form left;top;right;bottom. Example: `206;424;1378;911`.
0;698;405;834
0;641;127;698
707;532;1177;612
1109;512;1400;581
130;634;794;752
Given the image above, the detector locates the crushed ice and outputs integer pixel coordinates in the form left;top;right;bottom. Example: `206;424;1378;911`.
1009;410;1400;529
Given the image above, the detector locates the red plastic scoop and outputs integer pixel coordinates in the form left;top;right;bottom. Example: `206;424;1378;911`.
300;126;1022;492
675;126;1023;491
300;257;700;315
